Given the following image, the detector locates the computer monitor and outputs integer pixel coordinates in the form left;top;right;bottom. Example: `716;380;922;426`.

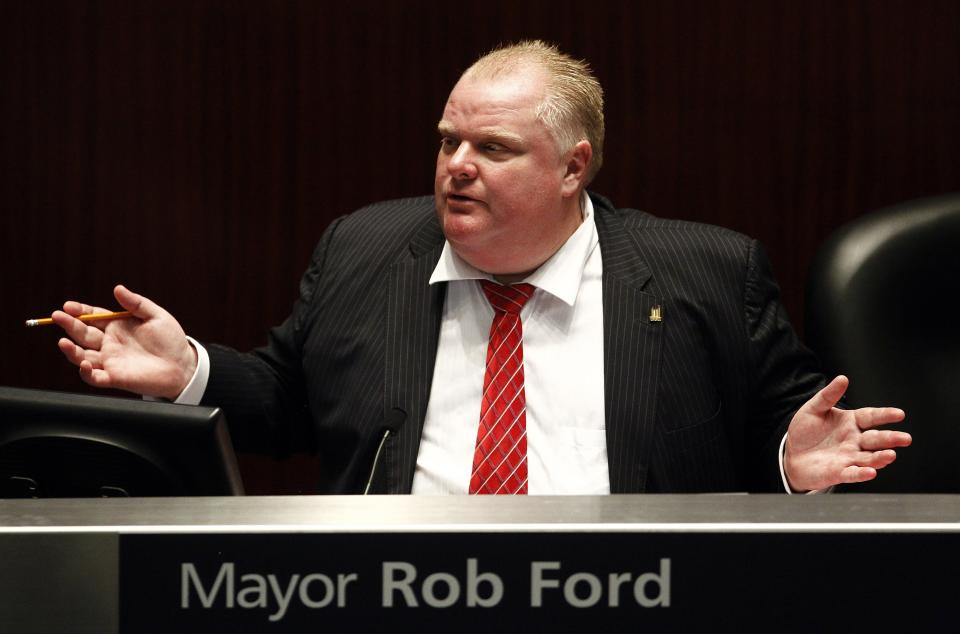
0;386;244;497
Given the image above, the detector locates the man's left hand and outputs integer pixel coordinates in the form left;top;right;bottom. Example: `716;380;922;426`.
784;375;911;492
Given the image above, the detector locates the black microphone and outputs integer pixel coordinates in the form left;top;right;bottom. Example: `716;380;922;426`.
363;407;407;494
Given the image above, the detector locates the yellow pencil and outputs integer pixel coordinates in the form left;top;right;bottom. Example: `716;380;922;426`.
25;311;133;328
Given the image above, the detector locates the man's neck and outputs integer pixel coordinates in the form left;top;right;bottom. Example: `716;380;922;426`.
493;192;586;285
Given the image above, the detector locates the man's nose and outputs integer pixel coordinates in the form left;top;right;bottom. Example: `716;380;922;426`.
447;143;478;180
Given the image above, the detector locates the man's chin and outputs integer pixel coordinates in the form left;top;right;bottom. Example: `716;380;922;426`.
440;215;483;245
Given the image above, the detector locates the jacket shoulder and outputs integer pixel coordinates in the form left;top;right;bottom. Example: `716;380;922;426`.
591;192;754;258
334;195;437;235
318;195;441;259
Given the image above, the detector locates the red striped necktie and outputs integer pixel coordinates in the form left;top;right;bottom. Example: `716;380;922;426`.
470;280;536;495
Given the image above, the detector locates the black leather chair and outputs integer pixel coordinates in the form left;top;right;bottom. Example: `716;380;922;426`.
805;192;960;492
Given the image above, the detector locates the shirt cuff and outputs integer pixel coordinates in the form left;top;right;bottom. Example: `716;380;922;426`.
172;336;210;405
144;336;210;405
779;433;832;495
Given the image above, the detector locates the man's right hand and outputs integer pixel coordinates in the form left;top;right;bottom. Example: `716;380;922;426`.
53;284;197;400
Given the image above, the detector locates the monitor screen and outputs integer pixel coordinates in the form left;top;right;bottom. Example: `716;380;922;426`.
0;386;244;497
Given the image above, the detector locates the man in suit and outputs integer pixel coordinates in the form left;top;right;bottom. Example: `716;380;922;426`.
51;41;910;494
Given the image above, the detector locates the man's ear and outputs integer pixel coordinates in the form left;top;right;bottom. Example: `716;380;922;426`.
561;140;593;197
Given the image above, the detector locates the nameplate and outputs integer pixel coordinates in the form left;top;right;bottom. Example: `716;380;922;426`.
120;531;956;631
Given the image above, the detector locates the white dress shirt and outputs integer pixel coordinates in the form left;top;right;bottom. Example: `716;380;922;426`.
412;195;609;494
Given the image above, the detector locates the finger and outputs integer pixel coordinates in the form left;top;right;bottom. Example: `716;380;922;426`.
58;301;113;336
57;338;103;369
57;338;84;367
51;311;106;349
804;375;850;416
854;448;898;469
62;301;88;317
62;300;110;317
839;465;878;484
114;284;162;320
854;406;907;430
859;429;912;450
78;364;115;389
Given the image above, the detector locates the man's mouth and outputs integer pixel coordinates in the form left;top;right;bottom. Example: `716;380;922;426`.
448;193;480;204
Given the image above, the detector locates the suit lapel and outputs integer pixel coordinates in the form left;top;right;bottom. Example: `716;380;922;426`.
382;215;446;494
594;198;663;493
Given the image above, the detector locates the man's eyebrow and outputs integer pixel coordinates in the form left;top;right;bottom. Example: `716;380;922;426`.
436;121;523;145
478;128;524;145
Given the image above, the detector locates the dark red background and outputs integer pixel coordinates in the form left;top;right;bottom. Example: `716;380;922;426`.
3;0;958;492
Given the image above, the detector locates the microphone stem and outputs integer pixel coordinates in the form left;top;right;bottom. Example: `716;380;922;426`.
363;429;392;494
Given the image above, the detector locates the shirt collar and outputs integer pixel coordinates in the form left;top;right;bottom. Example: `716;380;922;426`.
429;193;599;307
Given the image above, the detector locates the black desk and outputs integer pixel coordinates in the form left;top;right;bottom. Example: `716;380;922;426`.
2;494;957;632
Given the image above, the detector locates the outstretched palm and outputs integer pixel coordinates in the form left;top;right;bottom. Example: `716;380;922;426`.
784;375;910;492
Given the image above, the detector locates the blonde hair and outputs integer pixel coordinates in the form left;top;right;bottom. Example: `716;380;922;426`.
465;40;605;183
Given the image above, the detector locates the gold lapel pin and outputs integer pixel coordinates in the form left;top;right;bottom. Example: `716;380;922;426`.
649;305;662;323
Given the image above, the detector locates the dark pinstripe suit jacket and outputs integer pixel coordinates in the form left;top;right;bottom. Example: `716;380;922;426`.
203;193;825;494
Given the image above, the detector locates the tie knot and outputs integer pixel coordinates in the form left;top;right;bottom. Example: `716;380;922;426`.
480;281;535;315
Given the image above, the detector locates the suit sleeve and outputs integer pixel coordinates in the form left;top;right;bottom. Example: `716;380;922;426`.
741;240;826;490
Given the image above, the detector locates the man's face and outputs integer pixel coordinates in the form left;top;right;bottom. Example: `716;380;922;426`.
434;68;583;279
